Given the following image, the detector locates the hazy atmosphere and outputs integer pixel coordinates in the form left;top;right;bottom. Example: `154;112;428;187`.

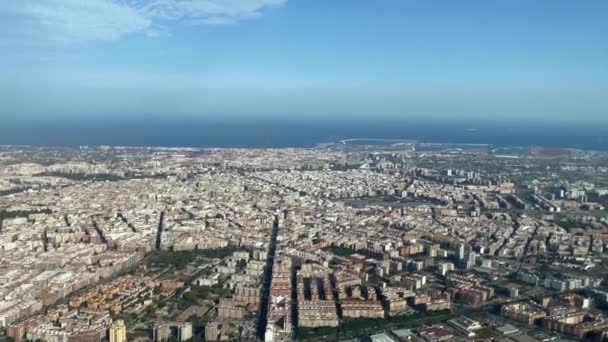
2;0;607;122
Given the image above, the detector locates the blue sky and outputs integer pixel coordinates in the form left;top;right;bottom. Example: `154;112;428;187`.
1;0;607;122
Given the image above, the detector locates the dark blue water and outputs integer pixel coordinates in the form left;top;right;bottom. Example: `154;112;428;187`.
1;116;607;150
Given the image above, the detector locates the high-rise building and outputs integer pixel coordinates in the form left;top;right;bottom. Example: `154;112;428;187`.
465;252;477;269
457;244;465;260
109;320;127;342
178;323;193;341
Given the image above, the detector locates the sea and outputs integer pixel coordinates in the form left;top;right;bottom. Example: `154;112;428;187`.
1;116;607;150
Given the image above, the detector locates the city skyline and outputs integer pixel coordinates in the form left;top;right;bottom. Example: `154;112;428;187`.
1;0;607;122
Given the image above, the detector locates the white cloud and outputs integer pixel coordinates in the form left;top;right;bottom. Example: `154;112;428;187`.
0;0;287;45
0;0;151;45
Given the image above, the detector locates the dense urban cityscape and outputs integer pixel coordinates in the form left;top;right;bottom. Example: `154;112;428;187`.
3;0;606;341
0;142;607;342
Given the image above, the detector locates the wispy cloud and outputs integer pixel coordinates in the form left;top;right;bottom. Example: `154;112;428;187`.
142;0;286;25
0;0;287;45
